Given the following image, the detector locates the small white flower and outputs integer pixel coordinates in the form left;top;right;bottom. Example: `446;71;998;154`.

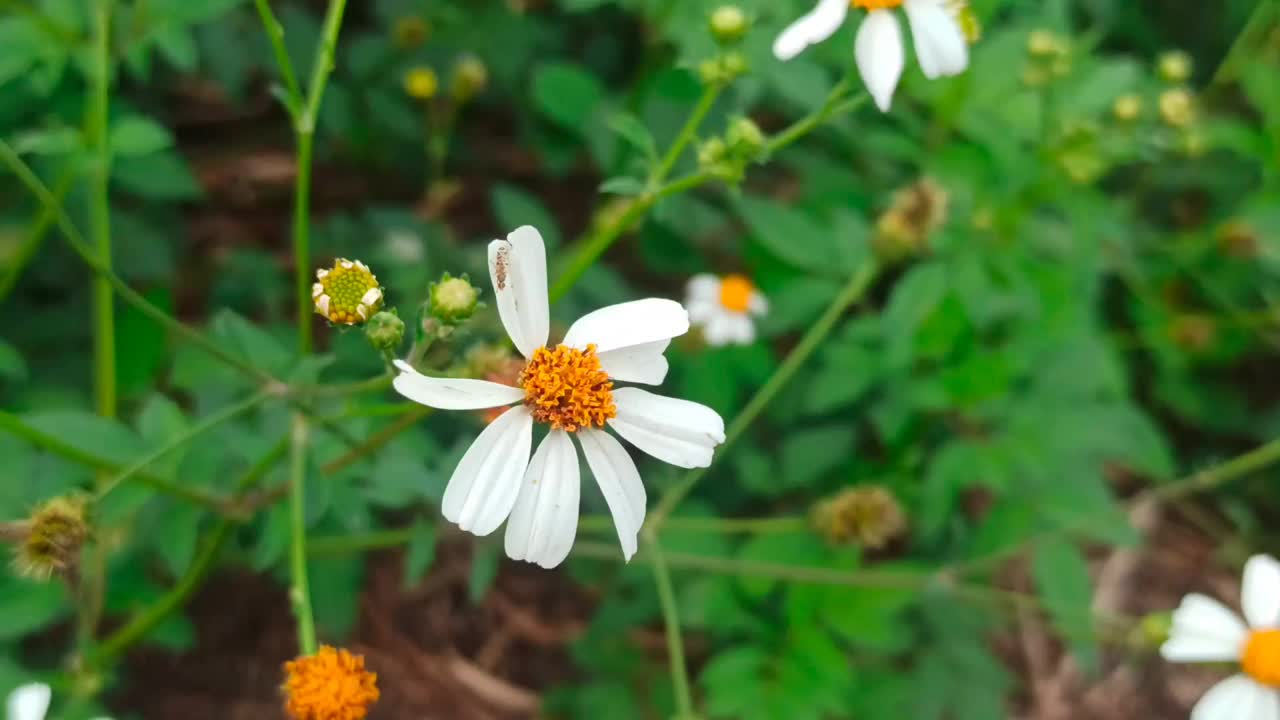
685;274;767;346
1161;554;1280;720
773;0;969;112
393;226;726;568
5;683;111;720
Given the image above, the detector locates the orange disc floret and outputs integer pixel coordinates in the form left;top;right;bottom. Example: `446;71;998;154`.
852;0;903;9
1243;629;1280;688
520;344;616;432
283;645;380;720
718;275;755;313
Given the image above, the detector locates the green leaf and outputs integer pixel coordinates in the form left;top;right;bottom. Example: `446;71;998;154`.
22;411;146;465
0;575;67;641
882;262;948;368
309;554;365;638
113;150;202;199
701;646;769;718
1032;542;1098;672
735;534;827;598
607;112;658;161
152;502;203;578
0;339;27;381
779;425;855;488
532;63;604;131
599;176;647;196
109;115;174;157
469;544;500;601
403;519;438;588
12;127;83;156
736;197;852;278
491;184;563;249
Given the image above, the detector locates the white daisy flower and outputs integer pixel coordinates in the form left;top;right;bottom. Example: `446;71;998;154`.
1161;554;1280;720
685;274;768;346
773;0;970;112
6;683;111;720
393;226;727;568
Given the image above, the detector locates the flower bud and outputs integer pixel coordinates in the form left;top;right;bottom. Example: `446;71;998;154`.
365;310;405;353
451;55;488;102
429;272;481;325
1027;30;1061;58
403;66;439;101
313;259;384;325
391;17;430;49
1158;50;1193;84
9;496;89;581
1112;94;1143;122
949;0;981;44
725;116;766;158
709;5;749;44
697;137;727;169
1158;88;1195;128
811;486;906;549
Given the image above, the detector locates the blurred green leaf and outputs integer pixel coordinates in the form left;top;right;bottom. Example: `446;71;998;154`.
532;62;604;132
1032;542;1098;672
403;519;437;588
109;115;174;157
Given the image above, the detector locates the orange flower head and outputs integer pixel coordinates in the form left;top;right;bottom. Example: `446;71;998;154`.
283;645;380;720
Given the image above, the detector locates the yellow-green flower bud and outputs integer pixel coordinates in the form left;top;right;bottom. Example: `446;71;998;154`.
1113;94;1143;122
451;55;489;102
709;5;749;44
949;0;981;44
391;17;430;49
403;66;439;101
1159;88;1195;128
1158;50;1193;84
365;310;405;353
811;486;906;549
1027;30;1060;58
313;259;384;325
726;116;766;157
429;272;481;325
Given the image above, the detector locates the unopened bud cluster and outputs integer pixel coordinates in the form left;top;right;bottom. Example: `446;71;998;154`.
1022;29;1071;87
698;116;766;182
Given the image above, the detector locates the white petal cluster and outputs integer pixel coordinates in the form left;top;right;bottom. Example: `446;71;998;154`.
685;275;768;346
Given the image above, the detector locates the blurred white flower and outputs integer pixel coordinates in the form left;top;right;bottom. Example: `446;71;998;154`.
773;0;969;112
1161;554;1280;720
685;274;767;346
393;226;726;568
383;229;425;264
6;683;111;720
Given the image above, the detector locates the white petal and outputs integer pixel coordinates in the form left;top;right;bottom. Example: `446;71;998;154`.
442;406;534;536
7;683;51;720
702;313;737;346
904;0;968;79
855;10;906;112
1192;675;1277;720
686;274;720;304
316;295;331;316
686;299;721;326
504;430;580;569
748;290;769;317
361;287;383;306
1161;594;1249;663
489;225;550;358
608;388;726;469
1243;555;1280;628
578;429;646;561
772;0;849;61
563;299;690;354
727;314;756;345
392;360;524;410
597;340;671;385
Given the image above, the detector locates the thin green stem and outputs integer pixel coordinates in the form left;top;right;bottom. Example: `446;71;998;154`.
652;83;722;184
289;414;318;654
1210;0;1279;86
648;540;695;718
0;411;232;512
648;260;879;530
298;0;349;131
94;389;272;500
88;435;288;666
0;165;75;303
765;86;865;155
251;0;304;111
88;0;115;421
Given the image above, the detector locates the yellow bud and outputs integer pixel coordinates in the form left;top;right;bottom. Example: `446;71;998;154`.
403;66;439;101
1027;30;1061;58
451;55;488;102
1113;94;1143;122
709;5;749;44
1159;88;1195;128
1158;50;1193;83
313;259;384;326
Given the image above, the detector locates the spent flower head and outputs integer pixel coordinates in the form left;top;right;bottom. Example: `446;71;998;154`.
391;16;429;49
283;646;379;720
812;485;906;549
872;177;949;262
9;496;89;582
313;259;384;325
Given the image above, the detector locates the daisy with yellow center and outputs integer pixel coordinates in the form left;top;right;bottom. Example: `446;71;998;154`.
685;274;768;346
282;645;379;720
1161;554;1280;719
393;226;726;568
312;259;384;325
773;0;970;112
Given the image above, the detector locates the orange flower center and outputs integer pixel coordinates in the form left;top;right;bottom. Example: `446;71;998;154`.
521;344;616;432
1243;630;1280;688
283;646;380;720
851;0;903;9
718;275;755;313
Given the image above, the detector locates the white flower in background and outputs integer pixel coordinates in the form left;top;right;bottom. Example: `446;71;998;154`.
1161;554;1280;720
393;226;726;568
685;274;767;346
6;683;111;720
773;0;970;112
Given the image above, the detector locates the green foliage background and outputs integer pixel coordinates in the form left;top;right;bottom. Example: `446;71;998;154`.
0;0;1278;717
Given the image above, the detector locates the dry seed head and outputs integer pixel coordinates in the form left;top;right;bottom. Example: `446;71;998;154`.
873;177;949;262
283;645;379;720
391;17;430;49
313;259;384;325
13;496;89;581
812;486;906;549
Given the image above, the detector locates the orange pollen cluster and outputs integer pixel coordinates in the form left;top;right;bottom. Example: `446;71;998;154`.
852;0;903;9
283;645;380;720
520;344;616;432
1243;630;1280;688
718;275;755;313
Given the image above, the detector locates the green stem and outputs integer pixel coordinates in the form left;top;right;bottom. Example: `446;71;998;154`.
0;165;76;303
652;83;722;184
648;260;879;529
320;405;432;475
251;0;304;111
88;0;115;421
765;88;865;156
88;435;288;666
94;389;272;500
289;415;318;654
293;130;315;353
0;411;233;512
648;540;695;718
